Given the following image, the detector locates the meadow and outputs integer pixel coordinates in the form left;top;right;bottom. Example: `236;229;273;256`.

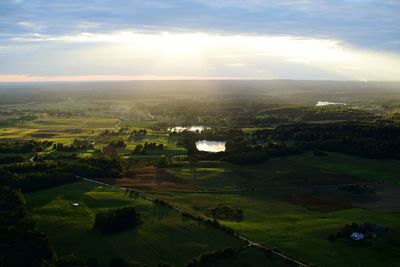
26;181;245;266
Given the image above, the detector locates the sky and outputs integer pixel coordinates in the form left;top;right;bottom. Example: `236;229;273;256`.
1;0;400;82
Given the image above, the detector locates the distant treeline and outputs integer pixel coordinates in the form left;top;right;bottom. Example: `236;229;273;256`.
176;122;400;164
0;140;53;153
272;123;400;159
0;156;124;193
132;142;164;155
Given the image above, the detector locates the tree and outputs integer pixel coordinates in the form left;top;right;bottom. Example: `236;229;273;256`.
109;258;129;267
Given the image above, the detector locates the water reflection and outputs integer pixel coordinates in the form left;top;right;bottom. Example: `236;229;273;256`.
168;126;210;132
316;101;346;106
196;140;226;153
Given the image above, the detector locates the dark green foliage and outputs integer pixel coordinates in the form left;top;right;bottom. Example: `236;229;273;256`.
0;155;24;164
222;151;268;165
56;254;81;267
185;247;238;267
86;258;100;267
273;123;400;159
206;206;244;222
129;129;147;140
338;184;374;194
0;140;51;153
132;142;164;155
0;154;124;193
54;139;94;152
93;207;141;234
0;186;56;267
109;257;130;267
18;172;77;193
109;139;126;147
313;150;327;156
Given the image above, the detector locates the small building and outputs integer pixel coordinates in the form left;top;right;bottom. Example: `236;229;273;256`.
350;232;365;241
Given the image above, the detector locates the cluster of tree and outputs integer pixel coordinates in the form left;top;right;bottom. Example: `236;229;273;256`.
53;139;94;152
253;106;376;125
129;129;147;140
11;114;38;125
93;207;142;234
57;255;174;267
0;155;24;164
0;155;124;192
1;169;78;193
46;110;80;118
109;139;126;147
56;156;125;179
338;184;375;194
185;248;238;267
0;186;57;267
221;151;269;165
0;140;52;153
328;222;392;245
100;127;129;137
273;123;400;159
132;142;164;155
206;206;244;222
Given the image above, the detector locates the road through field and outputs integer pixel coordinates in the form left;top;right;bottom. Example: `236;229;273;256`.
80;176;309;267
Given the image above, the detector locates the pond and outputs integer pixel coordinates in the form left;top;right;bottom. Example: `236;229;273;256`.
195;140;226;153
168;126;210;132
316;101;346;107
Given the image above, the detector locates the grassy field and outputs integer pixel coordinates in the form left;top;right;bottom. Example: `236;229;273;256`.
165;152;400;190
26;181;245;266
148;152;400;266
290;152;400;185
151;190;400;267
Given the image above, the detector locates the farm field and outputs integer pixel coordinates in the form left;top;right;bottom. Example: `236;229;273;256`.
150;189;400;267
156;152;400;190
2;81;400;267
26;181;245;266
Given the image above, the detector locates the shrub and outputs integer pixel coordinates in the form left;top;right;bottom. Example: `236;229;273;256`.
93;207;141;234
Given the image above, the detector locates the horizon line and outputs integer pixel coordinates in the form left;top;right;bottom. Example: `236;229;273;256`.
1;74;398;83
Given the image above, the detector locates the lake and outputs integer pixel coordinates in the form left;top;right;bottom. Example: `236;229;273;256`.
168;126;210;132
195;140;226;153
316;101;347;107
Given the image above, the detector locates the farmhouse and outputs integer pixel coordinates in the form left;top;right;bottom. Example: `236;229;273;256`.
350;232;365;241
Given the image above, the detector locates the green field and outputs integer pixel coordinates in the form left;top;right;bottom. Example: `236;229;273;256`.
151;190;400;267
149;152;400;266
165;152;400;190
291;152;400;185
26;181;245;266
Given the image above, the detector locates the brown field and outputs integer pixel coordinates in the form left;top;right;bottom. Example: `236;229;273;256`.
290;172;362;187
96;166;197;190
284;192;352;212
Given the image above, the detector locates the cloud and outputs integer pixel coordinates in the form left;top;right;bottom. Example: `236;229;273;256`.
1;0;400;51
1;30;400;81
226;63;245;67
0;0;399;81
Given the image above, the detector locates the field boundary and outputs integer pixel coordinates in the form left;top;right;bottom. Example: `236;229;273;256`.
79;176;310;267
145;181;383;194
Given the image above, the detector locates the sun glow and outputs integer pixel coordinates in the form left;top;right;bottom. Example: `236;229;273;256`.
3;30;400;81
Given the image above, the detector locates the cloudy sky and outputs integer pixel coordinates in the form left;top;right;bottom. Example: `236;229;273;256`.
1;0;400;81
